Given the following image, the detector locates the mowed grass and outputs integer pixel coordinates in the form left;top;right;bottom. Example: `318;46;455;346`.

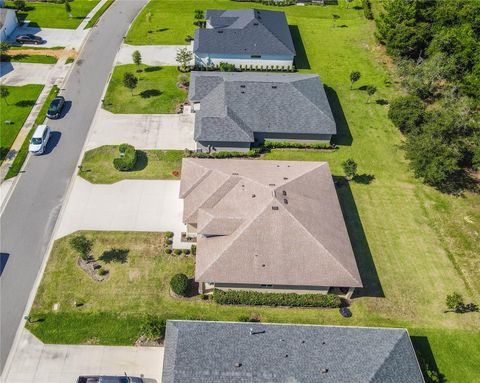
5;0;100;29
1;54;58;64
102;65;187;114
79;146;183;183
0;84;44;163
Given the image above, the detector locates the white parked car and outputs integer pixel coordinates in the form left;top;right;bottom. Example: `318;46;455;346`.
29;124;51;155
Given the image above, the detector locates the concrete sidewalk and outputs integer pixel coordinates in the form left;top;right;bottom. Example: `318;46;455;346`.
115;44;192;66
4;330;163;383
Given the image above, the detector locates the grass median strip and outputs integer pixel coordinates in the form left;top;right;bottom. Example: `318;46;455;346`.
79;145;183;184
5;85;59;180
85;0;116;29
2;54;58;64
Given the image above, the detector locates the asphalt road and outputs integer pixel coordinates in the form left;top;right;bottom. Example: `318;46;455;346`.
0;0;147;374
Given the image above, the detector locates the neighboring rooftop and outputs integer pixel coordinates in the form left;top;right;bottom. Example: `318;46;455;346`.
189;71;336;143
162;320;425;383
194;9;296;56
180;158;362;288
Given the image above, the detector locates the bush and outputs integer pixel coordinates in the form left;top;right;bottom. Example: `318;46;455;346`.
165;231;174;238
185;150;258;159
183;249;190;255
191;244;197;256
263;141;334;150
170;273;189;296
213;289;341;308
69;235;93;261
140;315;166;340
164;248;172;255
97;268;108;276
113;144;137;171
388;96;425;134
362;0;373;20
218;62;236;72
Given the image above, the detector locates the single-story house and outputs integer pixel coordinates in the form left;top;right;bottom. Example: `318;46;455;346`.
162;320;425;383
180;158;362;296
188;71;336;152
194;9;296;69
0;8;18;42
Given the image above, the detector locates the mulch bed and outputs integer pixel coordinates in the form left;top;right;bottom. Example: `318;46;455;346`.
77;257;109;282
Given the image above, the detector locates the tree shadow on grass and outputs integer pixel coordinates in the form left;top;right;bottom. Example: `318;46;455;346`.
157;28;169;32
99;248;129;264
411;336;447;383
139;89;162;98
144;66;162;73
353;174;375;185
324;85;353;146
289;25;310;70
334;177;384;298
131;150;148;171
15;100;36;107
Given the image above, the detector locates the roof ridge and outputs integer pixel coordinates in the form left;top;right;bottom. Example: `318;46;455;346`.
180;165;212;199
291;78;335;125
252;12;295;55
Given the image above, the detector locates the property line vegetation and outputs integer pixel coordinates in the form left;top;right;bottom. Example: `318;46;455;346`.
377;0;480;194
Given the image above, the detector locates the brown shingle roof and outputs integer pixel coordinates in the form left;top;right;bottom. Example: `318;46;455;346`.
180;158;362;288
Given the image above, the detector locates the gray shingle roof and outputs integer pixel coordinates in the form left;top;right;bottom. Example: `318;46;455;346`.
194;9;296;56
189;72;336;142
162;321;425;383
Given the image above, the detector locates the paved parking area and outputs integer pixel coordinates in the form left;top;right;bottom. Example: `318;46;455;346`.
115;44;192;66
86;109;195;150
5;330;163;383
8;26;89;49
55;177;187;247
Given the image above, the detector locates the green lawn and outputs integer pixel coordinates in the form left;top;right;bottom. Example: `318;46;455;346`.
5;85;59;180
2;54;58;64
0;84;44;164
79;146;183;183
6;0;100;29
102;65;187;114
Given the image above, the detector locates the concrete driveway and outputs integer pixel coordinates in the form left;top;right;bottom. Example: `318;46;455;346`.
0;62;68;86
115;44;192;66
5;330;163;383
86;109;195;150
55;177;187;247
8;26;89;49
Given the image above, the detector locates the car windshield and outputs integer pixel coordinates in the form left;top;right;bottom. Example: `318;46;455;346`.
31;137;42;145
49;100;59;112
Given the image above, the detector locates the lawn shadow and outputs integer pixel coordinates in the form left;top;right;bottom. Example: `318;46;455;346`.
353;174;375;185
324;85;353;146
334;177;384;298
144;66;162;73
139;89;162;98
157;28;169;32
411;336;447;383
0;253;9;277
43;131;61;155
99;248;129;264
289;25;310;70
0;146;10;162
15;100;36;107
376;99;389;105
132;150;148;171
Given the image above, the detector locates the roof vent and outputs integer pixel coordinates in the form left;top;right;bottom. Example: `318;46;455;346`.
321;368;329;374
285;354;289;358
272;206;279;210
252;194;256;198
269;183;276;187
241;91;245;94
284;199;288;204
272;85;277;89
262;264;266;267
282;190;287;196
240;85;246;88
234;363;242;368
232;172;239;175
217;30;223;33
253;22;259;26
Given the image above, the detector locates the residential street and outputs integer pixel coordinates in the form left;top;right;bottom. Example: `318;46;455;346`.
0;0;148;375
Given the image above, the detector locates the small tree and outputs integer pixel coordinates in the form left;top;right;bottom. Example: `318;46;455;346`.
0;42;10;57
446;292;464;313
14;0;26;11
349;71;361;89
194;9;204;26
123;72;138;95
342;158;357;180
365;85;377;103
177;73;189;88
170;273;189;296
140;315;166;341
70;235;93;261
332;14;340;28
65;0;72;19
0;86;10;106
176;48;193;72
132;50;142;71
146;11;153;33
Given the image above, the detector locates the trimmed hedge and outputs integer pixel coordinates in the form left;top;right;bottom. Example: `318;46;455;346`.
113;144;137;171
186;149;259;159
263;140;334;150
170;273;189;296
212;289;341;308
362;0;374;20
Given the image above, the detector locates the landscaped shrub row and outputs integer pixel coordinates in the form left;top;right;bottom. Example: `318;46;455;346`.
212;289;342;308
113;144;137;171
185;149;259;159
362;0;374;20
194;64;296;72
263;140;335;150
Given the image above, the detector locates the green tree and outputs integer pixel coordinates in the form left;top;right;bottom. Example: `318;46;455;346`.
194;9;204;26
388;95;425;134
176;48;193;72
446;292;464;312
13;0;26;11
342;159;357;180
332;14;340;28
365;85;376;103
349;71;361;89
132;50;142;71
0;86;10;106
122;72;138;96
146;11;153;35
170;273;189;296
69;235;93;261
65;0;72;18
0;42;10;57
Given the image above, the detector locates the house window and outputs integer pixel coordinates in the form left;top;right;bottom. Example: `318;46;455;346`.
260;284;273;288
251;55;262;59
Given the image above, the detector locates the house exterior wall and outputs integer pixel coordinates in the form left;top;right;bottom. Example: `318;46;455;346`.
0;10;18;42
197;141;251;153
254;132;332;144
195;52;294;69
209;282;330;295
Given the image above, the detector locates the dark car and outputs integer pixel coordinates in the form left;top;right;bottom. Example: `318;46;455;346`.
340;307;352;318
15;34;43;45
47;96;65;119
77;376;144;383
